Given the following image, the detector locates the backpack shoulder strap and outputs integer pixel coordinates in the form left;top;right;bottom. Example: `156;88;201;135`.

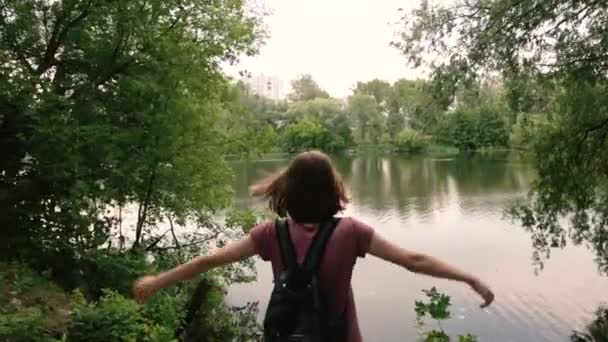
275;217;297;272
302;217;341;273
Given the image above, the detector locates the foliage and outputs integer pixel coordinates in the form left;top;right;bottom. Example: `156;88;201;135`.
75;250;151;298
284;98;353;149
68;289;175;342
282;117;347;153
0;262;70;338
221;82;282;156
508;79;608;274
199;284;261;341
392;129;428;154
287;74;330;102
347;92;383;144
509;113;549;150
390;79;444;134
396;0;608;272
225;209;259;234
437;107;509;151
415;287;478;342
0;308;52;342
415;287;451;322
1;0;264;266
571;306;608;342
354;79;392;106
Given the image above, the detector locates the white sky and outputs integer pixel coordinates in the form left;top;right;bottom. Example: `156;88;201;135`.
227;0;430;98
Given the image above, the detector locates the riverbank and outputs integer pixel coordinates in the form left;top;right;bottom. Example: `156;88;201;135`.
0;254;260;341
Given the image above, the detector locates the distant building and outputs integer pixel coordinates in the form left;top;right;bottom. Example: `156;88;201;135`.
242;74;284;101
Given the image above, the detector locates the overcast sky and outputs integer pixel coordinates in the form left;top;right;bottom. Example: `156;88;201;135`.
226;0;430;98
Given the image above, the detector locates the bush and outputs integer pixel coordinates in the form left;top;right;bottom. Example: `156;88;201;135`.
392;129;428;153
141;291;186;334
68;289;177;342
282;117;351;153
0;308;52;342
78;250;151;298
68;290;143;341
0;263;70;339
181;278;261;342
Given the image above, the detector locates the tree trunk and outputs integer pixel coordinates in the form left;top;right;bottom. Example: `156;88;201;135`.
133;166;157;248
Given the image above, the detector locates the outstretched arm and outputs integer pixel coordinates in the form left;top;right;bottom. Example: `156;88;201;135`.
133;236;256;303
368;232;495;307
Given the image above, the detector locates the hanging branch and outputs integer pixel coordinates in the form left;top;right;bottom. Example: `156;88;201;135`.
144;229;171;252
149;231;220;252
168;215;181;250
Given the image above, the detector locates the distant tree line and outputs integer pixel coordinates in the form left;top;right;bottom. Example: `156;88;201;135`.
222;73;516;156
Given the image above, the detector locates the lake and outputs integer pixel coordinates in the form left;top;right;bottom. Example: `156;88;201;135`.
226;153;608;341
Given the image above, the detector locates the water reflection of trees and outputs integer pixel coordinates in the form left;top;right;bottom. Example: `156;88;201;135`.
230;153;535;217
335;153;534;216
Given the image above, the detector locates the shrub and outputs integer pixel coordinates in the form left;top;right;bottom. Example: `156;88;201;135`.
68;290;143;341
392;129;428;153
0;263;70;339
68;289;177;342
282;116;351;153
78;250;151;298
0;308;53;342
181;278;261;342
141;290;186;334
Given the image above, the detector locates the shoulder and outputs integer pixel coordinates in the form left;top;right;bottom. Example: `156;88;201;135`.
337;216;375;257
338;216;374;234
250;220;275;240
249;220;276;261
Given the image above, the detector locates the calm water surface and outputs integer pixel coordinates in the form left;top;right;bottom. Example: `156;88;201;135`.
227;153;608;341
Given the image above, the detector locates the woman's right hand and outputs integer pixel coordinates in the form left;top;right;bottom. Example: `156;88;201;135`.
133;275;160;304
469;277;495;308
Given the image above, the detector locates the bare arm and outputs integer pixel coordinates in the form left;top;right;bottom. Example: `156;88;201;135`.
368;232;494;307
133;236;256;303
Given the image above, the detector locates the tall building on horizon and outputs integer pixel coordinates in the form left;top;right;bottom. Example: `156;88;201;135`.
242;73;284;101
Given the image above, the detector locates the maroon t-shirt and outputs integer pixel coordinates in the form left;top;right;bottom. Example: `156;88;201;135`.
250;216;374;342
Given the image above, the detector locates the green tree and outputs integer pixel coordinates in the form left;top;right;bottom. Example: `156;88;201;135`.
282;117;328;153
0;0;263;261
437;107;508;151
287;74;330;102
395;0;608;272
347;93;383;143
221;82;280;156
388;79;442;134
353;79;392;108
282;98;354;153
285;98;344;124
437;111;478;151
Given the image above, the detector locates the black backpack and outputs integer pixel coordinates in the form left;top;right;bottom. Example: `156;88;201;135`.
263;217;347;342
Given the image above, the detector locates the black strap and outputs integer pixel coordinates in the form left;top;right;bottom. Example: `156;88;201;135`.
275;218;297;272
275;217;341;273
302;217;340;273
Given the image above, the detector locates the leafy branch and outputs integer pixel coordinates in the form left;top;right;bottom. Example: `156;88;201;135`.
415;287;478;342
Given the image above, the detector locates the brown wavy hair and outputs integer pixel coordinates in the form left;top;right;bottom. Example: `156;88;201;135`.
250;151;348;223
